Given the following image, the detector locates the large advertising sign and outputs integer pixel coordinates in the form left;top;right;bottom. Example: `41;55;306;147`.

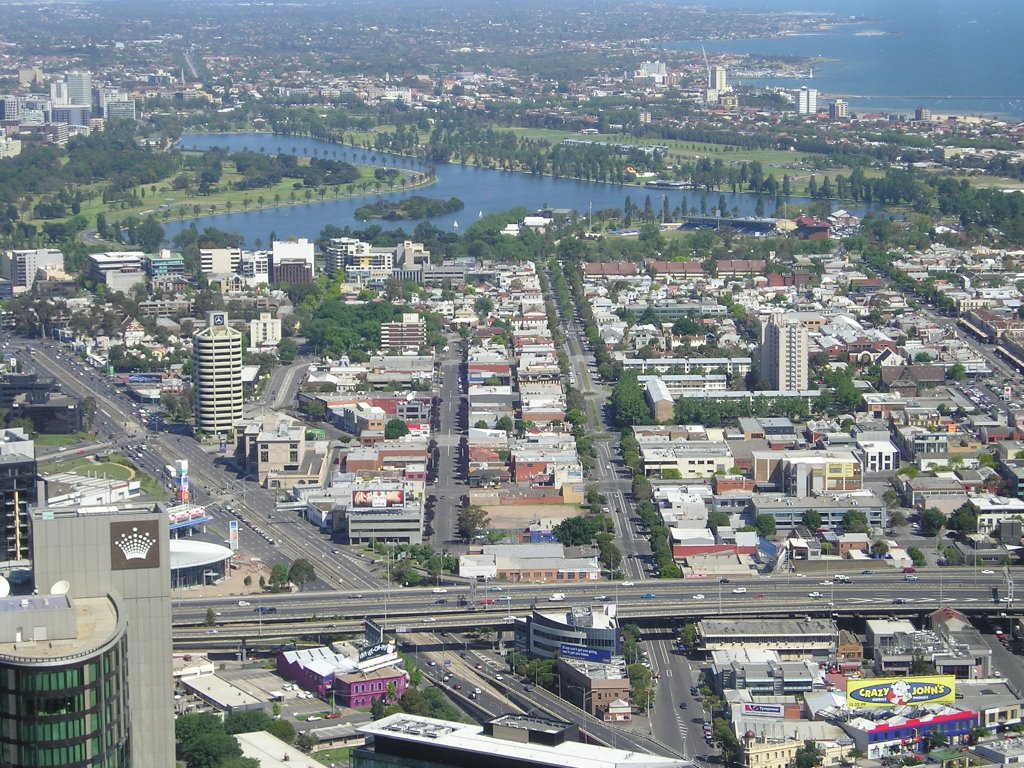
352;489;405;509
127;373;163;384
228;520;239;551
846;676;956;709
358;639;397;664
174;460;189;503
741;703;785;718
559;644;612;664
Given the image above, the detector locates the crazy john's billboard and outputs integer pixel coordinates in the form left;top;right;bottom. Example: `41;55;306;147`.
846;676;956;708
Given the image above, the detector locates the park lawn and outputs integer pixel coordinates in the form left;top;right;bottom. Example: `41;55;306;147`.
964;175;1024;190
48;456;134;482
32;160;430;234
33;432;93;447
313;747;351;765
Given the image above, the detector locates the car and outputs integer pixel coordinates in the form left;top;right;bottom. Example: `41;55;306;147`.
861;569;875;575
641;593;657;599
523;684;533;692
1001;597;1014;603
594;595;609;601
469;692;478;699
494;674;503;680
809;591;823;598
754;593;766;599
453;684;462;690
432;587;448;594
732;587;747;594
902;567;917;574
892;598;908;604
58;446;66;452
691;686;700;695
424;617;437;623
325;713;340;719
819;581;833;586
237;600;251;606
480;599;496;605
679;702;687;709
622;581;635;586
549;593;566;602
434;598;448;604
719;578;731;584
473;687;482;694
427;661;437;666
475;664;483;670
983;569;995;574
206;629;218;634
490;585;503;591
904;574;919;581
692;594;706;600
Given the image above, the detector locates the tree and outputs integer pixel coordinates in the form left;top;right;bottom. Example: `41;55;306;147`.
268;719;295;744
552;516;599;546
220;759;260;768
269;562;290;591
295;731;318;752
370;696;387;720
948;502;979;535
795;741;823;768
81;395;97;430
496;415;515;434
870;539;890;556
907;546;927;567
708;510;730;532
181;731;242;768
801;510;823;531
947;362;967;382
288;559;316;590
175;713;223;749
204;607;216;626
458;505;490;541
384;418;411;440
473;296;494;318
754;514;777;538
842;510;869;534
277;337;298;364
919;508;946;536
135;215;165;252
224;710;272;734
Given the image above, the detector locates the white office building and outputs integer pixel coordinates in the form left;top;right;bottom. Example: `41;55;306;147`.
193;312;244;435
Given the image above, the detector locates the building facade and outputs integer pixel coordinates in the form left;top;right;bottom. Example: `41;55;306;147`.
193;312;244;435
760;314;809;392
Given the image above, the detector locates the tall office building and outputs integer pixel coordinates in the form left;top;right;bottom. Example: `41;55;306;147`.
0;427;36;562
829;99;849;119
49;80;68;106
0;96;21;122
65;71;92;109
193;311;244;435
710;65;728;92
796;86;818;115
0;503;174;768
760;314;809;392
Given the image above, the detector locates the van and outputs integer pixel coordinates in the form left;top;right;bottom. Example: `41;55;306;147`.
549;593;566;602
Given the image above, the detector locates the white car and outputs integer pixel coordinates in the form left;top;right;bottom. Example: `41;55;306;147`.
424;617;437;623
622;581;635;587
432;587;448;594
692;594;706;600
982;569;995;575
732;587;747;594
549;593;566;602
237;600;250;606
809;592;823;598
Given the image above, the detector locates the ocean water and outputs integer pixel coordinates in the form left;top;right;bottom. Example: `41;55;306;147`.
669;0;1024;118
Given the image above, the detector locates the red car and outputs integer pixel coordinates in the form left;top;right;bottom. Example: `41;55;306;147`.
480;599;496;605
754;593;766;599
902;567;917;574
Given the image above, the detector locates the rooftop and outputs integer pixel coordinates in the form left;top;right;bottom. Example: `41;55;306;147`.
358;714;688;768
0;595;119;661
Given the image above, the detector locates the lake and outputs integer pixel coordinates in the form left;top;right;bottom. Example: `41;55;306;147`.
168;133;825;246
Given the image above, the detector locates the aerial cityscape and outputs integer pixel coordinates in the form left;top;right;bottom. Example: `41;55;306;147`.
3;0;1024;767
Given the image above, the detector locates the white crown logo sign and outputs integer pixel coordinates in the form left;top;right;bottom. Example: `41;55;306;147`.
115;527;156;561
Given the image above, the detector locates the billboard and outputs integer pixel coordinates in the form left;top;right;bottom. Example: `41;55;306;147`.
559;644;612;664
358;639;397;665
127;373;163;384
352;489;405;509
228;520;239;551
846;676;956;709
174;460;189;503
741;703;785;719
